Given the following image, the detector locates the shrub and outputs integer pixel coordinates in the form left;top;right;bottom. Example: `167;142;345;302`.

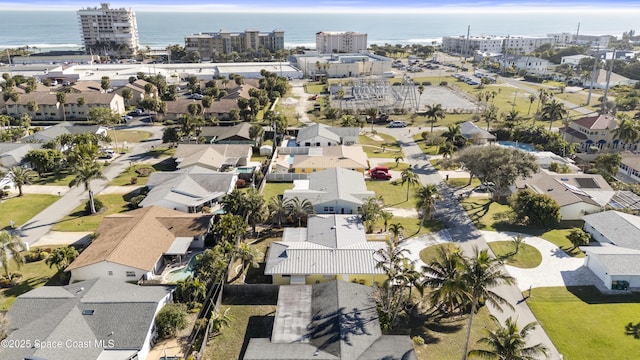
129;194;147;209
439;81;448;86
38;251;49;260
236;178;246;188
412;336;425;346
164;120;174;125
135;167;154;177
130;177;138;185
155;303;188;338
85;198;104;214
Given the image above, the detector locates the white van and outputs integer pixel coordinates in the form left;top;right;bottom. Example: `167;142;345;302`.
383;71;395;78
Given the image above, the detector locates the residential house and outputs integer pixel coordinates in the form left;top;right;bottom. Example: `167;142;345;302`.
139;166;237;213
459;120;495;144
296;123;359;147
582;210;640;290
0;142;42;170
159;98;240;122
283;167;375;215
560;113;618;151
290;145;368;174
243;280;417;360
4;92;125;121
70;80;104;93
173;144;252;171
0;278;172;360
265;214;387;286
22;121;108;143
65;206;211;283
220;83;258;100
199;123;255;144
618;154;640;183
113;79;153;106
513;172;614;220
498;55;549;74
560;54;592;67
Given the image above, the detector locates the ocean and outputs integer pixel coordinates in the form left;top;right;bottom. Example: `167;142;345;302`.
0;10;637;52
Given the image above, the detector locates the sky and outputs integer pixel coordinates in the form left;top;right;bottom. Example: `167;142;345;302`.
1;0;640;13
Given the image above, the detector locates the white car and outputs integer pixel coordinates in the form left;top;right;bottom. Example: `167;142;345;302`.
388;121;407;128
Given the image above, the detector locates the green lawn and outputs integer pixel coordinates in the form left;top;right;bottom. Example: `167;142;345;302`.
358;134;406;159
204;304;276;360
445;178;480;189
381;161;411;171
112;130;152;144
367;179;419;209
0;251;66;310
487;241;542;268
51;194;131;232
0;194;59;229
261;182;293;201
539;228;585;258
109;164;156;186
419;243;459;264
528;286;640;360
32;170;76;186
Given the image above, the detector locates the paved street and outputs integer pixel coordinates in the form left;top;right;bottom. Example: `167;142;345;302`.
378;126;563;360
19;125;165;247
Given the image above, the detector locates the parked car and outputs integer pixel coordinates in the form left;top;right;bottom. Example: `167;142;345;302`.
310;94;318;100
128;109;143;116
388;121;407;128
368;166;389;175
370;170;392;180
189;93;203;100
121;115;133;123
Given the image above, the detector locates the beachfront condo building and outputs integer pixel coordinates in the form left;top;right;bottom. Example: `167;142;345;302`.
316;31;368;54
443;35;555;57
77;3;140;56
184;30;285;61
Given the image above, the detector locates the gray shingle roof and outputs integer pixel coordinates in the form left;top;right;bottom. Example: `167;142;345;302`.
0;142;42;167
283;168;374;207
584;246;640;275
23;122;105;143
243;281;416;360
584;210;640;250
1;278;172;360
459;121;496;140
515;172;614;207
297;124;341;144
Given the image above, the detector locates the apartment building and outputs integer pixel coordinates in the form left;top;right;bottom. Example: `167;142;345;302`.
77;3;140;55
548;32;612;48
316;31;368;54
443;35;554;56
184;30;285;61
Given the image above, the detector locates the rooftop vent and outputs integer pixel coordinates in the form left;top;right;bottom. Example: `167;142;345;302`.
82;309;95;315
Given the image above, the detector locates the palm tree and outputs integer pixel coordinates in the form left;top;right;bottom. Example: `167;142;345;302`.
0;230;26;280
415;184;440;232
417;84;425;109
425;103;446;133
268;195;288;228
483;105;498;132
439;142;455;158
612;114;639;150
249;124;264;146
121;88;133;107
422;246;467;315
401;168;420;202
56;92;66;121
202;95;213;121
461;248;516;360
394;155;404;168
442;123;464;146
527;94;536;115
285;197;315;227
234;242;260;282
388;223;404;243
468;316;548;360
380;211;394;231
69;144;106;214
210;308;234;336
8;166;35;197
360;196;384;233
541;99;568;131
45;246;79;271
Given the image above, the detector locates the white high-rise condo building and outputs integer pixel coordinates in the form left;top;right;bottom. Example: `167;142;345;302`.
78;3;140;56
316;32;368;54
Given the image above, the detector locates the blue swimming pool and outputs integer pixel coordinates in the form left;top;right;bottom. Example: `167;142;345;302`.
497;141;537;152
165;254;200;283
287;139;297;147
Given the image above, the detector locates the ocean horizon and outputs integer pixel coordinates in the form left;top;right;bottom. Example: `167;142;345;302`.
0;10;637;52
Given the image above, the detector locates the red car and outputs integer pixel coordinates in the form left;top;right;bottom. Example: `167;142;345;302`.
311;94;318;100
370;170;392;180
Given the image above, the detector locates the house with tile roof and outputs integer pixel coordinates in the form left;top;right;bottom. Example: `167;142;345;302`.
296;123;359;147
265;214;387;286
65;206;211;283
0;278;173;360
173;143;252;171
559;113;619;151
139;166;237;213
243;280;417;360
513;172;614;220
582;210;640;290
283;167;375;215
290;145;368;174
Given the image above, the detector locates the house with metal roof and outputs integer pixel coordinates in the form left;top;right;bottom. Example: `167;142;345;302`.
243;280;417;360
265;214;387;286
295;123;359;147
173;143;252;171
139;166;237;213
283;167;374;215
582;210;640;290
513;172;614;220
66;206;211;283
0;278;173;360
459;120;496;144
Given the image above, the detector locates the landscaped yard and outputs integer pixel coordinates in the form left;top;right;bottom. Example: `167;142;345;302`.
51;193;131;232
381;161;411;172
487;241;542;268
0;194;59;229
419;243;459;264
0;251;66;310
111;130;152;144
359;134;405;159
261;182;293;202
32;170;76;186
203;303;276;360
367;179;419;209
108;164;156;186
528;286;640;360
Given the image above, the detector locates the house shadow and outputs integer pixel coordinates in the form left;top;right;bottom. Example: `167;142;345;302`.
565;285;640;304
238;315;275;360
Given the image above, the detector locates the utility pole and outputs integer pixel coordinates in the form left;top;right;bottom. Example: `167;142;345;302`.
586;46;599;106
602;49;616;114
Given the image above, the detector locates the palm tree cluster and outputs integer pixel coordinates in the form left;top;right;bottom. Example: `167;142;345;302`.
612;113;640;150
268;195;315;228
68;143;106;214
0;230;26;281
